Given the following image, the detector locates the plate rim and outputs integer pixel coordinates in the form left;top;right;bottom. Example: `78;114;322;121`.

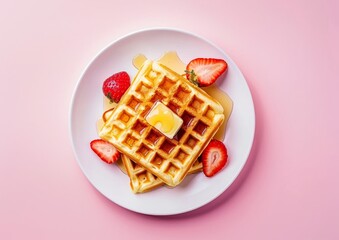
69;27;256;215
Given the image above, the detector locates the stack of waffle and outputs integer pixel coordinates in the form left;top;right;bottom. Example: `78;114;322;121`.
99;60;224;193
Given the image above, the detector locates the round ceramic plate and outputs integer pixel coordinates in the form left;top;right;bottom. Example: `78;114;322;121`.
70;28;255;215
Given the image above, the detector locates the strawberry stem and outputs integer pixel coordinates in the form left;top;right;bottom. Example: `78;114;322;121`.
105;92;113;103
185;70;199;86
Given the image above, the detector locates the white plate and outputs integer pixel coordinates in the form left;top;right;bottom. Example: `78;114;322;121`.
70;28;255;215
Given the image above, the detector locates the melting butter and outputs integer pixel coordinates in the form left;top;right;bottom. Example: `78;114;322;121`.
145;102;183;139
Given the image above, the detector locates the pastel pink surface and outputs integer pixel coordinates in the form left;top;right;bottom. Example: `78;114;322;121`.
0;0;338;239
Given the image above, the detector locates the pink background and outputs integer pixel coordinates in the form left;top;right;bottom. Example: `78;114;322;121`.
1;0;338;239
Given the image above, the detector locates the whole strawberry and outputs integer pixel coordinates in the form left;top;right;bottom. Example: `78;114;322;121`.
102;71;130;103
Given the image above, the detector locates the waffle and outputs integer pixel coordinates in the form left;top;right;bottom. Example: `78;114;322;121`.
122;155;202;193
99;60;224;187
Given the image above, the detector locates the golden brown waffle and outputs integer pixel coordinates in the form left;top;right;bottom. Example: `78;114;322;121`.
121;155;202;193
99;60;224;187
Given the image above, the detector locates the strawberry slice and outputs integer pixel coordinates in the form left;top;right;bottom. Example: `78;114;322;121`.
186;58;228;87
90;139;120;164
201;139;228;177
102;71;130;103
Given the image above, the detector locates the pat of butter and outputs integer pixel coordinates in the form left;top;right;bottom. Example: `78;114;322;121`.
145;102;183;139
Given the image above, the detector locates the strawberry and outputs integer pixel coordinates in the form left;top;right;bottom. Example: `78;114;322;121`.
186;58;228;87
201;139;228;177
102;71;130;103
90;139;120;164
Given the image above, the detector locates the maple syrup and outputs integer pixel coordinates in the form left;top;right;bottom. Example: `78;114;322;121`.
132;54;147;70
204;85;233;141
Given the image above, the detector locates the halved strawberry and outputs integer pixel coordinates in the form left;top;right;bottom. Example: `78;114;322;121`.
102;71;130;103
90;139;120;164
201;139;228;177
186;58;228;87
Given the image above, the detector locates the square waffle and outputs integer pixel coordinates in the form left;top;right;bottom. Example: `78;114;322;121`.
99;60;224;187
